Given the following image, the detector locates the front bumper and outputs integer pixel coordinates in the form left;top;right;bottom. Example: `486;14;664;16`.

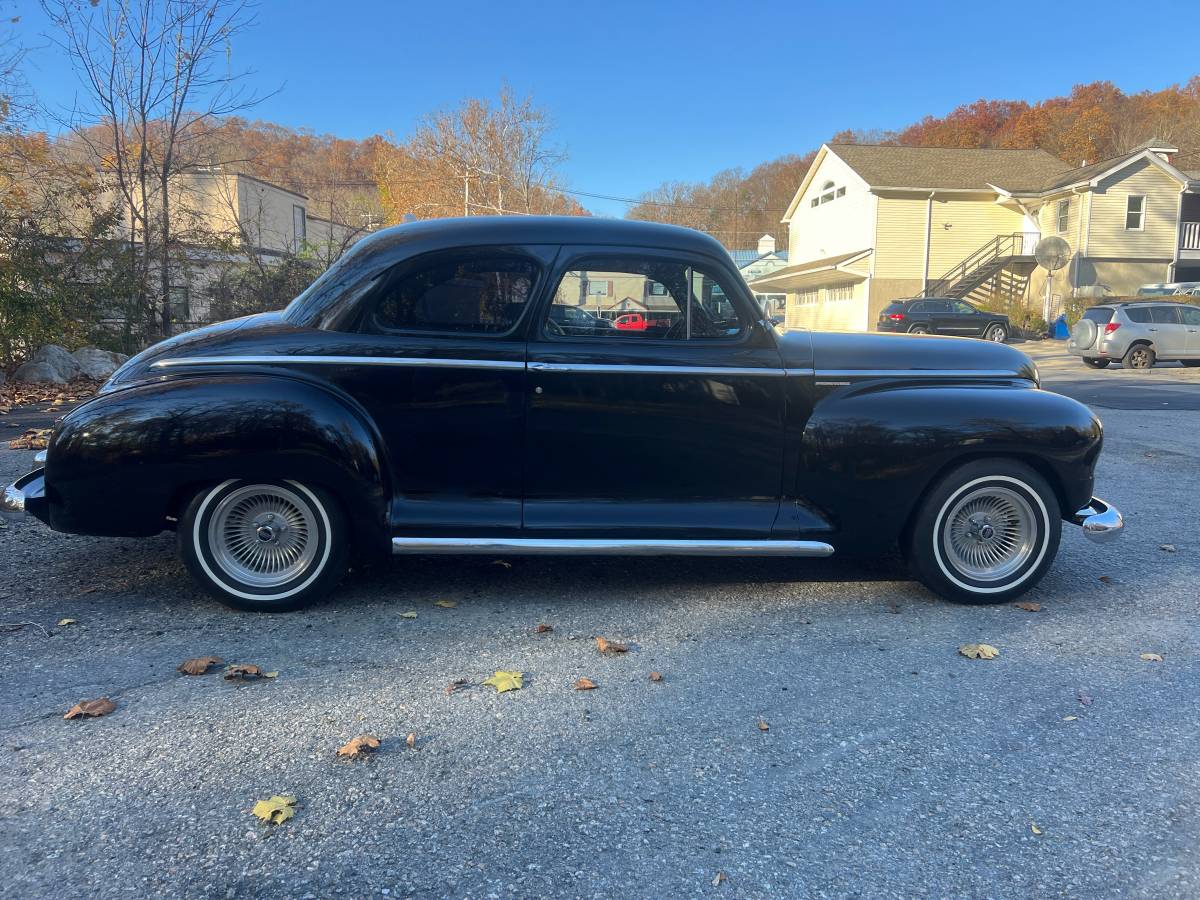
1;468;48;524
1070;497;1124;543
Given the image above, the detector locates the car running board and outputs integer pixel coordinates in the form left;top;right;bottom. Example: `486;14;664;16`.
390;537;835;557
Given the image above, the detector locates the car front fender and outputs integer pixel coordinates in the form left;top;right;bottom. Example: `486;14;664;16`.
797;381;1102;551
46;374;389;544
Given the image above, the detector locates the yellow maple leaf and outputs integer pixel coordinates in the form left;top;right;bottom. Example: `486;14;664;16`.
482;671;523;693
1140;652;1164;662
959;643;1000;660
1031;822;1043;835
57;618;77;627
434;599;457;609
399;611;418;619
252;795;297;825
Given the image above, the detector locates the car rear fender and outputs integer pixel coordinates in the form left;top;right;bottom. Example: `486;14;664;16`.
47;373;390;545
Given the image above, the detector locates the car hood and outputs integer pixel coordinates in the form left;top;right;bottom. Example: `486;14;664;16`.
101;312;301;392
776;329;1038;383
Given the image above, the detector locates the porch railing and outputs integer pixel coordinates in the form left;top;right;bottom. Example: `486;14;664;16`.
1182;221;1200;251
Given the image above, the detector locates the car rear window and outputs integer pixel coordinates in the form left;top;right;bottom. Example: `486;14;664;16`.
881;302;905;316
1082;307;1114;324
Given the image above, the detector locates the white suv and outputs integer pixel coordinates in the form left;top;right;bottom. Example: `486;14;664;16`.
1068;301;1200;369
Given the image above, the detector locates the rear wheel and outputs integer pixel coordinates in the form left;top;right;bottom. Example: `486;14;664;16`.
908;325;929;334
1123;344;1156;369
906;460;1061;604
983;323;1008;342
179;479;349;612
1083;358;1111;369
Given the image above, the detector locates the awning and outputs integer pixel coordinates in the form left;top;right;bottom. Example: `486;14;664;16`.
748;249;871;291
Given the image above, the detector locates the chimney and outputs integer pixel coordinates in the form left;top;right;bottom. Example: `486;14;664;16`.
757;233;776;256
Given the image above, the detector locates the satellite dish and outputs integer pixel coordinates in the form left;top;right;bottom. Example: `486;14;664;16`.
1035;236;1071;272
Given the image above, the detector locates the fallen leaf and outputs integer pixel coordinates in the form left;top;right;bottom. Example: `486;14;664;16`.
445;678;468;695
1160;544;1177;553
482;671;523;693
959;643;1000;660
491;559;512;569
596;636;628;654
533;623;553;634
433;599;457;609
1099;575;1112;584
757;720;770;732
406;732;416;749
223;663;272;680
649;671;663;682
64;697;116;719
1014;602;1041;612
712;871;727;886
336;734;381;758
1031;823;1043;835
6;428;52;450
399;611;418;619
573;677;597;690
56;618;77;627
1077;690;1093;706
1140;652;1164;662
1063;715;1079;721
178;655;223;676
251;795;296;824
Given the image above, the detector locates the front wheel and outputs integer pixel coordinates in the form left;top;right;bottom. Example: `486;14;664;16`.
1083;358;1111;369
180;479;349;612
906;460;1061;604
983;323;1008;343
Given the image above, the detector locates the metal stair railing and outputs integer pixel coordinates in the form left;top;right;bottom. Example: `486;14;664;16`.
924;232;1039;298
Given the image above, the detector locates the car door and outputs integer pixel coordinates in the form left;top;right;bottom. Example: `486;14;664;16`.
325;244;555;535
1180;305;1200;356
1148;305;1187;357
922;299;955;334
523;248;788;537
949;300;984;336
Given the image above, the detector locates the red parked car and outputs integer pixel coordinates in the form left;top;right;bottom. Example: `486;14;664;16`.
614;313;649;331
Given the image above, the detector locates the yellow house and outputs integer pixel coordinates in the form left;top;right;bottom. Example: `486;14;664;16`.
751;141;1200;331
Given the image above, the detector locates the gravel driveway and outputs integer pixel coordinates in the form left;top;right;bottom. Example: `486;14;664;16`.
1;344;1198;899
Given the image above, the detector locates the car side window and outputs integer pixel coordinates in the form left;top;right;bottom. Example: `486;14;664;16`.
362;255;538;335
543;257;745;341
1125;307;1151;324
951;301;975;314
1180;307;1200;326
924;300;951;313
1150;305;1182;325
907;301;927;313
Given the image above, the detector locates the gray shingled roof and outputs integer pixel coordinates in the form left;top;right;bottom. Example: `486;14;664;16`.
829;144;1075;192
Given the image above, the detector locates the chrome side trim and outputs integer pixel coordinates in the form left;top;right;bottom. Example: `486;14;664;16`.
150;355;525;371
813;369;1027;379
1071;497;1124;544
527;362;785;377
391;537;835;557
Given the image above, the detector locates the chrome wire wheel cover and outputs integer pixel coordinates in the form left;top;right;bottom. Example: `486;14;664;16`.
941;486;1037;583
207;484;319;589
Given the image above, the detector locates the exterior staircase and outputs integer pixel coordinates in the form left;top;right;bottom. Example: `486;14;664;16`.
923;232;1039;305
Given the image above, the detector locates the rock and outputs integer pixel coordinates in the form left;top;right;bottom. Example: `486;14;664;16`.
72;347;129;380
13;345;84;384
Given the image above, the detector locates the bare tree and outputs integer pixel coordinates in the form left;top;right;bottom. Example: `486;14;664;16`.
43;0;263;338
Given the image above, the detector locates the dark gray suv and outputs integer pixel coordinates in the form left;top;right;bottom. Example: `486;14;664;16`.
1068;301;1200;369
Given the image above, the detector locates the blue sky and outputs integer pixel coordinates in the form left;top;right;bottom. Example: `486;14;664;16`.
17;0;1199;217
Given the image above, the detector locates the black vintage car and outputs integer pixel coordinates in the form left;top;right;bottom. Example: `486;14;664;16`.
2;217;1122;611
877;297;1010;341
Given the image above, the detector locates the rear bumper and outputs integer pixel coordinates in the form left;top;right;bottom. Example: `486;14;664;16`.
1069;497;1124;543
1;468;48;524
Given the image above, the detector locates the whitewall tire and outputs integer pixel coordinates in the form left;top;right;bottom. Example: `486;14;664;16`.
906;460;1061;604
179;479;349;612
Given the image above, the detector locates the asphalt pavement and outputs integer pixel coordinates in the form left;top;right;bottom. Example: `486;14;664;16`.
0;342;1198;899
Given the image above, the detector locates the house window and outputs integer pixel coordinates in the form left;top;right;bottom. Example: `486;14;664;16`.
825;284;853;302
796;288;819;305
168;286;190;324
811;198;819;208
293;204;307;245
836;186;846;198
1125;195;1145;231
1057;199;1070;233
820;180;836;204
